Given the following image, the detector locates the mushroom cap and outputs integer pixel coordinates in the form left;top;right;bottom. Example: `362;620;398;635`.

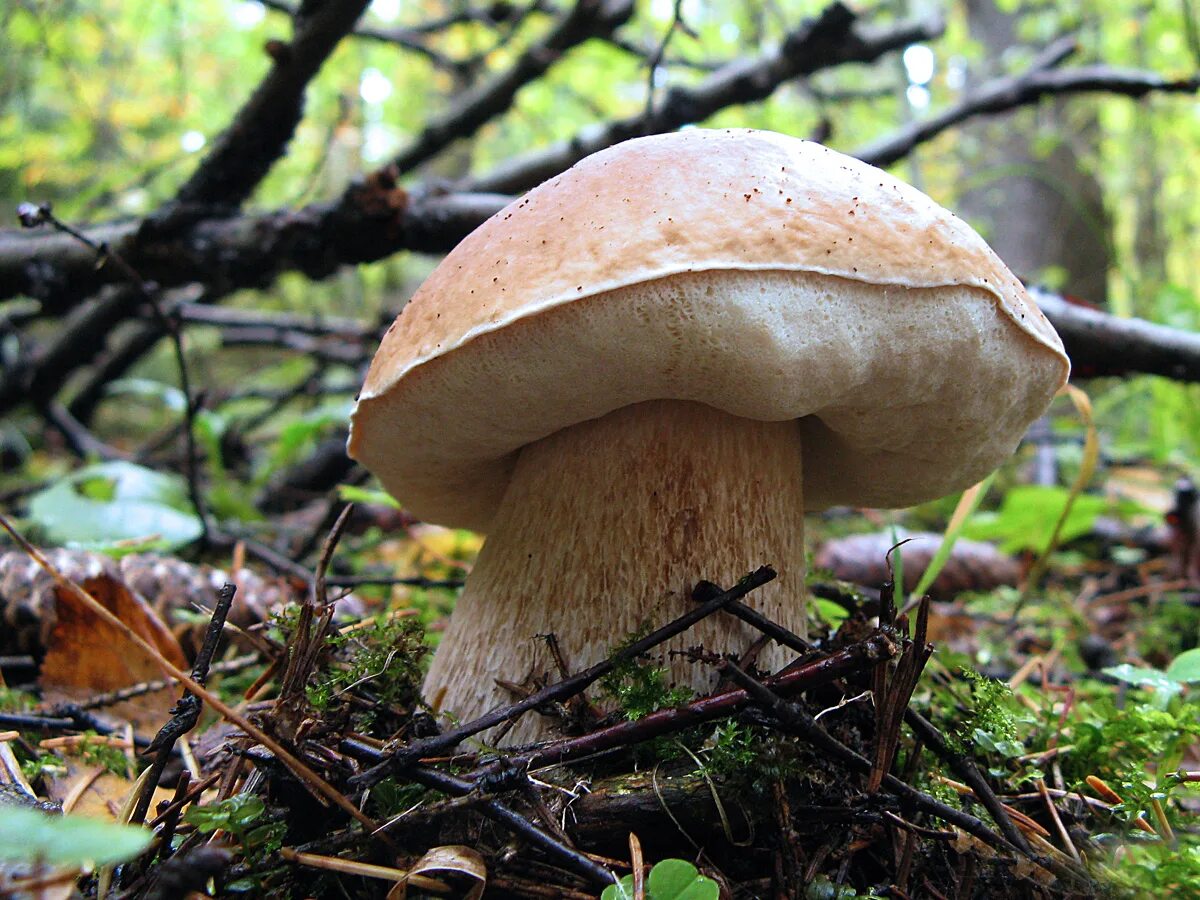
350;129;1069;532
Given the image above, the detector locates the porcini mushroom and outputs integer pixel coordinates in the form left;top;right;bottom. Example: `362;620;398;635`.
349;129;1069;742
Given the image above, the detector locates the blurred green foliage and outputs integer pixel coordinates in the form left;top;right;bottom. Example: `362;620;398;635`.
0;806;153;867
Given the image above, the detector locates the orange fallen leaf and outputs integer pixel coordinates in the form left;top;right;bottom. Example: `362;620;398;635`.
44;759;172;824
39;574;188;736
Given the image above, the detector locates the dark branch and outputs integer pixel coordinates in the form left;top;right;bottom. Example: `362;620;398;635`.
175;302;374;338
381;761;614;886
857;61;1200;168
0;190;507;415
175;0;371;207
349;567;777;789
392;0;635;175
131;583;236;826
0;188;506;316
465;2;942;195
258;0;464;71
1034;288;1200;382
506;632;895;773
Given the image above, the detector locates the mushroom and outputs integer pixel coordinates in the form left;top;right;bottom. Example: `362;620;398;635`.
349;129;1069;742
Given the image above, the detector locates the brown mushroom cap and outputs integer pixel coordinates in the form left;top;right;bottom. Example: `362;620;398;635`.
350;129;1069;531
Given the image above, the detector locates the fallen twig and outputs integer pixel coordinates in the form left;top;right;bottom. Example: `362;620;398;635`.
350;566;777;788
904;708;1032;855
130;582;236;825
509;631;895;773
1033;287;1200;382
391;760;615;887
719;660;1087;885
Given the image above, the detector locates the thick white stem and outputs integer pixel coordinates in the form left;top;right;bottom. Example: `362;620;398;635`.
423;400;807;743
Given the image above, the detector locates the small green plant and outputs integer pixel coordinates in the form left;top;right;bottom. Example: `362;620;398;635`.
952;667;1022;759
601;859;718;900
17;733;129;781
1106;838;1200;896
1063;695;1200;789
0;685;35;712
366;777;432;818
705;720;759;775
183;793;285;863
20;750;66;784
702;720;800;787
75;733;132;777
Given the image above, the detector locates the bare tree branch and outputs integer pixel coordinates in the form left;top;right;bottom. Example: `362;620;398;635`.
603;33;724;72
258;0;465;71
175;302;374;338
1033;288;1200;382
391;0;635;175
464;2;942;195
857;61;1200;168
382;1;546;36
175;0;372;207
0;189;508;414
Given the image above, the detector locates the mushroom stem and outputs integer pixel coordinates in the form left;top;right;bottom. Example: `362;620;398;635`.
424;399;808;744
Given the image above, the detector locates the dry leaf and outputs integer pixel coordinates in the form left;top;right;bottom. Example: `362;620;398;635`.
0;866;79;900
39;574;188;735
43;759;171;824
387;845;487;900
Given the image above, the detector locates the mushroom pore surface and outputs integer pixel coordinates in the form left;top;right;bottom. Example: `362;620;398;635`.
352;269;1065;533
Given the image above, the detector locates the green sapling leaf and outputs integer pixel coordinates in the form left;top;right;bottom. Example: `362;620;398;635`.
0;806;153;866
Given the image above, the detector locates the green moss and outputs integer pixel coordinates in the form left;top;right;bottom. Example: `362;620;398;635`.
306;614;429;726
599;628;693;722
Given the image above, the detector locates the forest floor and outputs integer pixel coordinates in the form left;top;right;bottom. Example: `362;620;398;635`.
1;476;1198;900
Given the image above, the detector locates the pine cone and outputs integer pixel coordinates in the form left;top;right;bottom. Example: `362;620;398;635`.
0;549;346;658
814;531;1020;600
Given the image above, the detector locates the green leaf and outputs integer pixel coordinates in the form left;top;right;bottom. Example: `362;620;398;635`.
27;460;203;553
647;859;719;899
1165;648;1200;684
814;598;849;628
1103;664;1183;709
228;795;266;828
267;400;353;472
601;879;634;900
601;860;719;900
964;485;1106;554
0;806;153;866
337;484;401;508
